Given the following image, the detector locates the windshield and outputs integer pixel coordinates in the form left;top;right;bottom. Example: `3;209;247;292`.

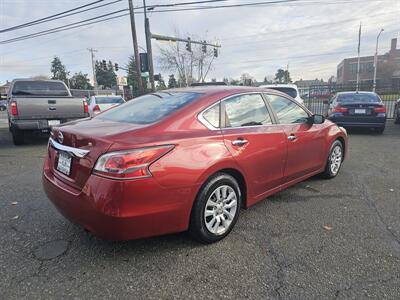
269;87;297;98
337;93;380;103
96;92;202;124
12;81;69;97
95;97;124;104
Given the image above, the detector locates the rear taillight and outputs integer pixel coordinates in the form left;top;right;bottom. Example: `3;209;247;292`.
332;105;348;113
93;145;174;179
373;106;386;113
10;101;18;116
83;100;89;113
93;104;100;113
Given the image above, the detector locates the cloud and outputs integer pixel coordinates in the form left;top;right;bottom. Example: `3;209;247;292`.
1;0;399;84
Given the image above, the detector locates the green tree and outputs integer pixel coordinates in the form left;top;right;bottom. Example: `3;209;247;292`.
274;69;292;83
157;75;167;90
50;56;69;84
168;74;177;88
69;72;93;89
126;55;142;91
95;60;117;89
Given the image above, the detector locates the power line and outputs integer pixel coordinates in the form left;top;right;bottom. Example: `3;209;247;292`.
0;0;106;33
1;0;396;45
147;0;229;9
0;0;123;34
0;9;129;45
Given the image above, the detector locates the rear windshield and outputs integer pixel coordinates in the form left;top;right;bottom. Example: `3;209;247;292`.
12;81;69;97
96;92;202;124
95;97;124;104
269;87;297;98
337;93;380;103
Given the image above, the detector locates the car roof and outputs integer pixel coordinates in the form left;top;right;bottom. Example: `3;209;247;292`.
259;83;298;89
94;95;122;97
336;91;378;96
167;85;283;95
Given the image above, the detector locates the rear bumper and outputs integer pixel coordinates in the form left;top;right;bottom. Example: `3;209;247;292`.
42;157;197;240
328;116;386;128
11;117;87;130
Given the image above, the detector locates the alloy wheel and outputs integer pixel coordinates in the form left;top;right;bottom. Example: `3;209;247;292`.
204;185;238;235
330;145;342;175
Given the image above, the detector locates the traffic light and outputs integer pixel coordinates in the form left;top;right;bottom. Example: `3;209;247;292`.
114;63;119;71
102;60;107;71
214;48;218;58
139;53;149;73
185;37;192;52
202;41;207;53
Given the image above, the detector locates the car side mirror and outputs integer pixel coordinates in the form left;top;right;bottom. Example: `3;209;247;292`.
308;114;325;124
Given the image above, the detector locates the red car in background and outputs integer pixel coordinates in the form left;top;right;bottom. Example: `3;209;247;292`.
43;87;348;243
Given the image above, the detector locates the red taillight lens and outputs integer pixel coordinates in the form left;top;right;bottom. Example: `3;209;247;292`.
373;106;386;113
332;105;348;113
10;101;18;116
83;100;89;113
93;104;100;113
93;145;175;179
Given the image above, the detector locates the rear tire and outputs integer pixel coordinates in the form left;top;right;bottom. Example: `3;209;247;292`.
11;126;24;145
320;140;343;179
374;127;385;134
189;173;241;243
394;107;400;124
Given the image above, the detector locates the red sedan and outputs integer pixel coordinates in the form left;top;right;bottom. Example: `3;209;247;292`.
43;87;348;243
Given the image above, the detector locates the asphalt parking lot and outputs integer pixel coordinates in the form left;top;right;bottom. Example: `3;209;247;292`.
1;110;399;299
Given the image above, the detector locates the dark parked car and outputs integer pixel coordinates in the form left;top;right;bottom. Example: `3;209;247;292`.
43;87;348;243
327;91;386;133
394;97;400;124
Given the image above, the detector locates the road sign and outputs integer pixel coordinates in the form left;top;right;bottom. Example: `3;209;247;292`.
117;76;127;86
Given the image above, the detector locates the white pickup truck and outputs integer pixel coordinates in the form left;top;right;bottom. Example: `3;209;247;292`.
7;79;89;145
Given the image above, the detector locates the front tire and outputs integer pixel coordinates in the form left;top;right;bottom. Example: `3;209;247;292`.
320;140;343;179
189;173;241;243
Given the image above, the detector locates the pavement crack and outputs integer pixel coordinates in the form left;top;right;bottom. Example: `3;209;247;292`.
353;174;400;246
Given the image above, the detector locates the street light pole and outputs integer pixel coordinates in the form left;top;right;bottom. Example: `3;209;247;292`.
128;0;144;94
373;28;384;93
143;0;155;92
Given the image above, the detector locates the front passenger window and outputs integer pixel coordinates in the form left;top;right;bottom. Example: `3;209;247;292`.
268;95;309;124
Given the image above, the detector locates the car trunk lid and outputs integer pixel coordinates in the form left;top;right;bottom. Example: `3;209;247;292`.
48;118;147;190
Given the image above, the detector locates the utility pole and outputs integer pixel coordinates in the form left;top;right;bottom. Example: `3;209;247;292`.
356;22;362;92
143;0;155;91
373;28;384;93
87;48;98;90
128;0;144;94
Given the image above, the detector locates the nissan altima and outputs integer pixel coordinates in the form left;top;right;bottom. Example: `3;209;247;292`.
43;87;348;243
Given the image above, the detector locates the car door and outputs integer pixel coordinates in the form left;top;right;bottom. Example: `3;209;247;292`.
221;93;287;200
265;93;326;183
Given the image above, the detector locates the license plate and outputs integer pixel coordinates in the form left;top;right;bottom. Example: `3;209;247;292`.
48;120;61;126
354;109;366;114
57;152;72;176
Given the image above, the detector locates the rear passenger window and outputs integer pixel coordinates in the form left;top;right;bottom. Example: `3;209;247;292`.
268;95;309;124
202;104;220;128
223;94;272;127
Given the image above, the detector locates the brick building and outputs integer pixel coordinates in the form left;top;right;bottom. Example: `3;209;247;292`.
337;38;400;86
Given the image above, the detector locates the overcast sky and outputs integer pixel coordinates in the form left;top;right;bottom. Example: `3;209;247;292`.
0;0;399;85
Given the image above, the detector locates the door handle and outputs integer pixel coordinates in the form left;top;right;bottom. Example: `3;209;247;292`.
288;134;297;141
232;139;248;146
